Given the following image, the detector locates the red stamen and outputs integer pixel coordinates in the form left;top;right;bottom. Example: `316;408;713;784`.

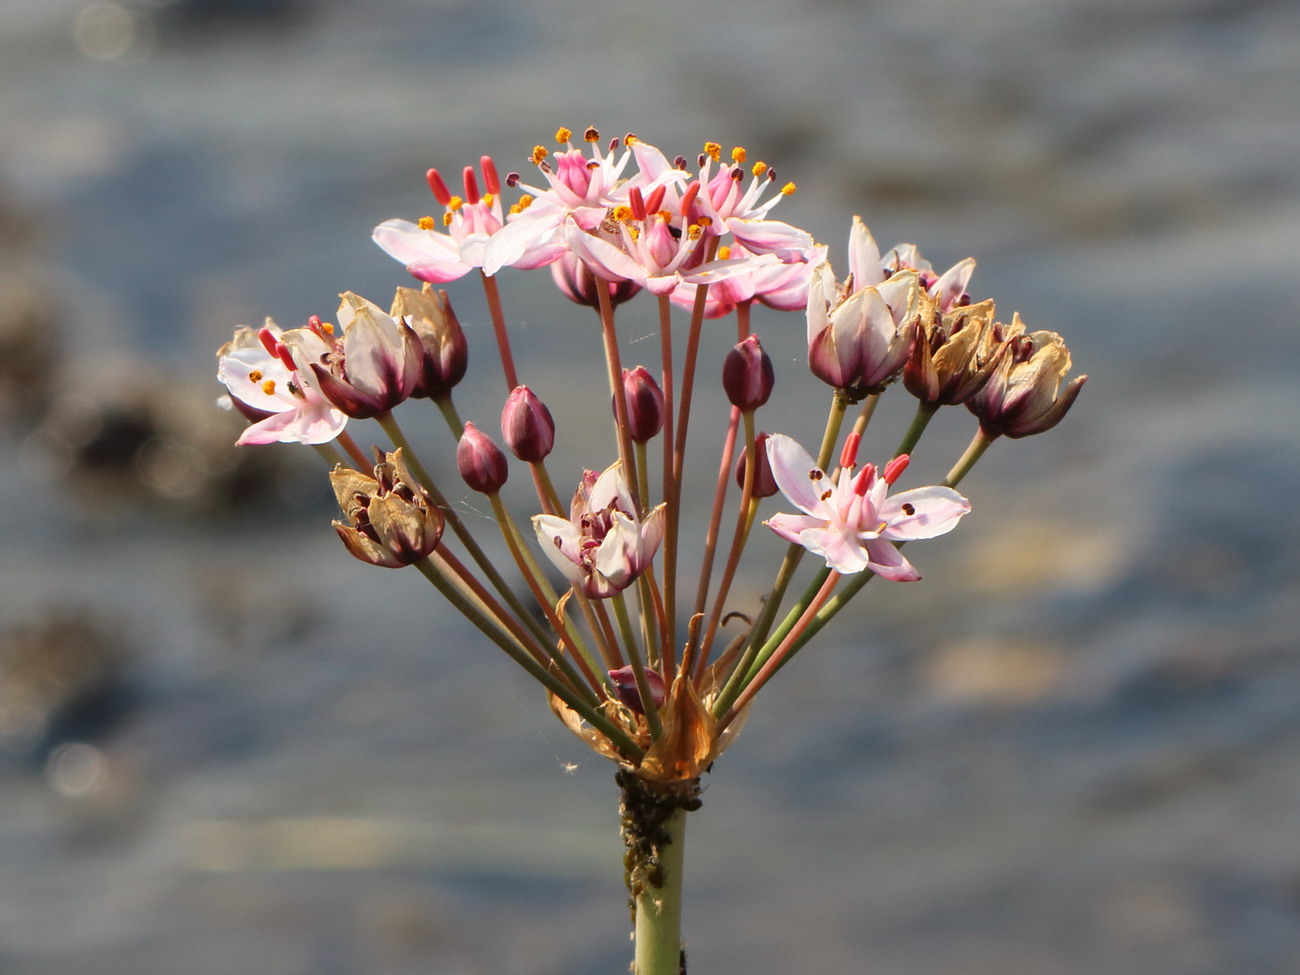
839;432;861;470
425;169;452;206
679;180;701;220
462;166;480;205
643;184;666;215
883;454;910;485
628;185;646;222
480;155;500;195
257;326;280;358
852;464;877;496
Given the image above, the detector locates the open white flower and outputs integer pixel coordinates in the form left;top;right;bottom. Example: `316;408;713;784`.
217;322;347;446
763;434;969;579
533;461;666;599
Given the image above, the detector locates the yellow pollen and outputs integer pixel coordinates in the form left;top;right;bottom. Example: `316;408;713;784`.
625;134;639;146
509;203;522;215
703;142;721;161
612;204;634;222
752;161;768;177
482;192;495;206
447;195;464;211
687;225;702;240
656;209;672;223
781;181;797;196
717;245;731;260
247;369;263;383
417;215;436;230
321;322;335;335
696;215;713;227
584;126;599;142
442;212;453;227
531;145;548;165
555;126;572;143
731;146;747;163
628;226;641;242
261;379;277;395
517;194;534;209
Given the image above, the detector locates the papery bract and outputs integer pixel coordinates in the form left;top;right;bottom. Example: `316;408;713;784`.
763;434;969;579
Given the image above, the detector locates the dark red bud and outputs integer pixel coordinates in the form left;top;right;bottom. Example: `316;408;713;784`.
721;334;774;412
501;386;555;462
608;665;666;716
550;252;641;309
456;422;509;494
735;432;779;499
620;366;665;444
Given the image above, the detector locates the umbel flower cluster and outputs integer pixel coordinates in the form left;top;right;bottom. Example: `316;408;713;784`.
216;125;1085;971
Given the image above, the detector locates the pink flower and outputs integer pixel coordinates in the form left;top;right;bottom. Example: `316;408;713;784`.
532;462;666;599
849;216;976;312
687;143;813;260
217;322;347;446
373;158;508;283
561;183;777;297
483;127;655;275
763;434;969;579
670;241;827;318
280;292;422;419
806;262;921;395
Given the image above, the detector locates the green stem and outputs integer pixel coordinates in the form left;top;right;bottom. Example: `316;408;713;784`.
895;402;938;459
633;807;687;975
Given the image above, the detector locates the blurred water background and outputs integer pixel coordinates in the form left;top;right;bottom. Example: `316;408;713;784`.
2;0;1299;972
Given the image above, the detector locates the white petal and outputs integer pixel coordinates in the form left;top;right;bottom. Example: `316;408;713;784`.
879;486;970;540
765;434;830;516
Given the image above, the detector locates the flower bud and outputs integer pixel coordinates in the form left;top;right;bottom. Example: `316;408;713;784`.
390;285;468;399
500;386;555;462
550;250;641;309
330;450;443;567
965;316;1087;439
721;334;774;412
620;366;664;443
608;665;666;716
457;421;509;493
734;431;779;498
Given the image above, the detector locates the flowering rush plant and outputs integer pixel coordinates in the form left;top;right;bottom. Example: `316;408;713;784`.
217;125;1085;973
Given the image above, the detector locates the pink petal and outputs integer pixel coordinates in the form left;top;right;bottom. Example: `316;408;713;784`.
765;434;829;516
372;220;473;283
799;526;871;574
864;539;921;581
726;218;815;261
848;216;885;289
879;486;970;540
764;511;821;546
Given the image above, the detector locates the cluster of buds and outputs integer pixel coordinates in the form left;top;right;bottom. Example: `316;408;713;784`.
215;125;1086;795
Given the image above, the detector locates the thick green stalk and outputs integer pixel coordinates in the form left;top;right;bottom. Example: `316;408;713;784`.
633;808;687;975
